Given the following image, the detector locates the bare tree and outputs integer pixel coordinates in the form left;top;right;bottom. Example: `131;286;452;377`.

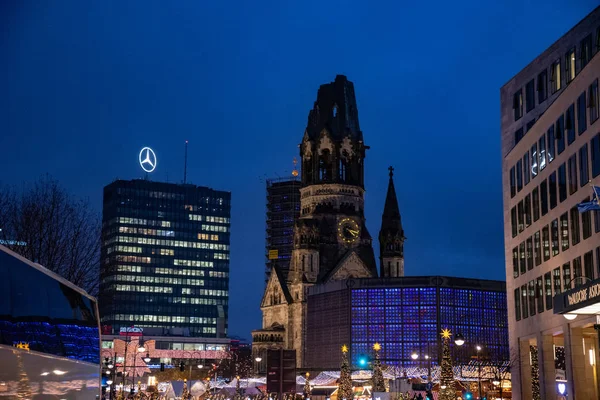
484;348;519;399
0;175;100;295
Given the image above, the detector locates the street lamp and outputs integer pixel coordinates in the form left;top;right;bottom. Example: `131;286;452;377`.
143;353;151;363
411;352;418;360
454;333;465;347
255;357;262;362
476;345;483;400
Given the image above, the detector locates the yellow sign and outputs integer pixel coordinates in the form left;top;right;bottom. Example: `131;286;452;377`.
268;250;278;260
14;342;30;351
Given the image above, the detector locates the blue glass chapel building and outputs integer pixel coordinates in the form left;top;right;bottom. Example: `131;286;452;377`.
305;276;508;370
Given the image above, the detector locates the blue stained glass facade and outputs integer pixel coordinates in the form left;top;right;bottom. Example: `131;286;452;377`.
349;284;508;368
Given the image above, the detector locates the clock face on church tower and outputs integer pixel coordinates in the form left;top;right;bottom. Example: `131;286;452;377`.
338;218;361;244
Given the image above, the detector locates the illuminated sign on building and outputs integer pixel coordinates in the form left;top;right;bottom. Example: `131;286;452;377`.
13;342;30;351
119;327;143;337
139;147;157;173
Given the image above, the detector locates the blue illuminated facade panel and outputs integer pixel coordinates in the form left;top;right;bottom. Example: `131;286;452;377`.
349;285;508;368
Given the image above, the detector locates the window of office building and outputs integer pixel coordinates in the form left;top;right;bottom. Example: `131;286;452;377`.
524;152;530;186
566;48;576;83
539;134;547;170
566;104;575;145
513;247;519;278
558;163;567;203
580;144;589;188
582;197;592;240
527;237;534;271
549;172;558;209
515;127;524;145
521;284;528;319
547;125;556;163
571;206;581;246
534;231;542;267
595;208;600;234
592;134;600;178
560;213;569;252
563;262;572;291
541;179;549;216
578;92;587;136
538;70;548;103
510;166;516;198
590;79;599;124
519;242;526;274
528;281;536;316
516;160;523;192
553;267;562;295
551;219;560;257
524;194;532;227
514;288;521;321
580;34;592;69
518;201;524;233
531;143;538;178
568;154;578;195
536;276;544;314
511;207;517;238
542;225;550;261
573;257;583;287
514;89;523;121
533;187;540;222
551;59;562;93
556;115;565;155
526;79;535;113
545;272;553;311
584;251;594;281
526;119;536;133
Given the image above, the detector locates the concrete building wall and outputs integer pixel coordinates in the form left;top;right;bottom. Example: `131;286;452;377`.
502;8;600;399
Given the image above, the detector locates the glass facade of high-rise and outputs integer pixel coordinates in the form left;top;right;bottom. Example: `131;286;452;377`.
99;179;231;337
305;276;508;370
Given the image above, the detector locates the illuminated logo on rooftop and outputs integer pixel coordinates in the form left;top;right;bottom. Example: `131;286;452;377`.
139;147;157;173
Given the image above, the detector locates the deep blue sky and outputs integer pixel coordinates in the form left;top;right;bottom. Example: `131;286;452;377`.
1;1;597;339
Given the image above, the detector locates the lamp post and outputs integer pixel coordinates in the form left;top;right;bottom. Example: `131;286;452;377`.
255;357;263;375
476;345;482;400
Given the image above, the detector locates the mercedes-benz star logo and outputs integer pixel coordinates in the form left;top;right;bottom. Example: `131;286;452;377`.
139;147;157;173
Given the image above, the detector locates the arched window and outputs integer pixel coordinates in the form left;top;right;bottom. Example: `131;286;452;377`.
319;150;332;181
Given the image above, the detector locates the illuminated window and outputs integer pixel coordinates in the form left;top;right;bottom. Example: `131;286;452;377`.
551;59;561;93
565;48;576;83
513;89;523;121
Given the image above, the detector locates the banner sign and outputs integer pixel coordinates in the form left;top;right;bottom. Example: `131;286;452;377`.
119;326;143;336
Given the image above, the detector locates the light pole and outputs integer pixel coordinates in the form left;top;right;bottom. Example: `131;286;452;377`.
255;357;263;375
476;345;482;400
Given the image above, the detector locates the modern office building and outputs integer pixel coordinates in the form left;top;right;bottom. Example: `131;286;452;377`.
265;177;301;283
99;179;231;338
501;7;600;399
304;276;508;370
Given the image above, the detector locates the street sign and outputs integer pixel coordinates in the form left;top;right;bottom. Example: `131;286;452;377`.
266;349;296;396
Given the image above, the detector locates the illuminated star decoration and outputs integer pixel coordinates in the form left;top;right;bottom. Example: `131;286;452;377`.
341;345;348;353
440;328;452;339
373;343;381;351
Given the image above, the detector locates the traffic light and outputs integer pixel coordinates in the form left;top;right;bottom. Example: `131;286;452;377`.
179;361;185;372
358;357;368;367
464;392;472;399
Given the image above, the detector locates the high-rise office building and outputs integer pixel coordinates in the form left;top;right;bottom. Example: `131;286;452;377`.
99;179;231;338
501;7;600;399
265;177;301;283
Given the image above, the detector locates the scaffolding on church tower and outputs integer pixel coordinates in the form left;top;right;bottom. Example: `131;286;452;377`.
264;160;301;284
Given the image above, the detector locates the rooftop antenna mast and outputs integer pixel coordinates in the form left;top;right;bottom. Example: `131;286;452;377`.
183;140;189;184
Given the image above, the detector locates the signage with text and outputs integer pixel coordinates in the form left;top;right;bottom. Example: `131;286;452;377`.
554;277;600;315
119;326;143;336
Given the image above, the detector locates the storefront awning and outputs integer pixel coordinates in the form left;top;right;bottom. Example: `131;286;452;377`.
553;277;600;316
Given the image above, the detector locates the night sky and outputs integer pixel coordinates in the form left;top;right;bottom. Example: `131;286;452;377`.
2;1;597;339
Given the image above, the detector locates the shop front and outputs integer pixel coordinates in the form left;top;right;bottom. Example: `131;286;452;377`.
553;278;600;399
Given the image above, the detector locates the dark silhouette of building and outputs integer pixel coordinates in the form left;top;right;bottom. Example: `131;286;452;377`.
99;179;231;338
265;177;301;284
